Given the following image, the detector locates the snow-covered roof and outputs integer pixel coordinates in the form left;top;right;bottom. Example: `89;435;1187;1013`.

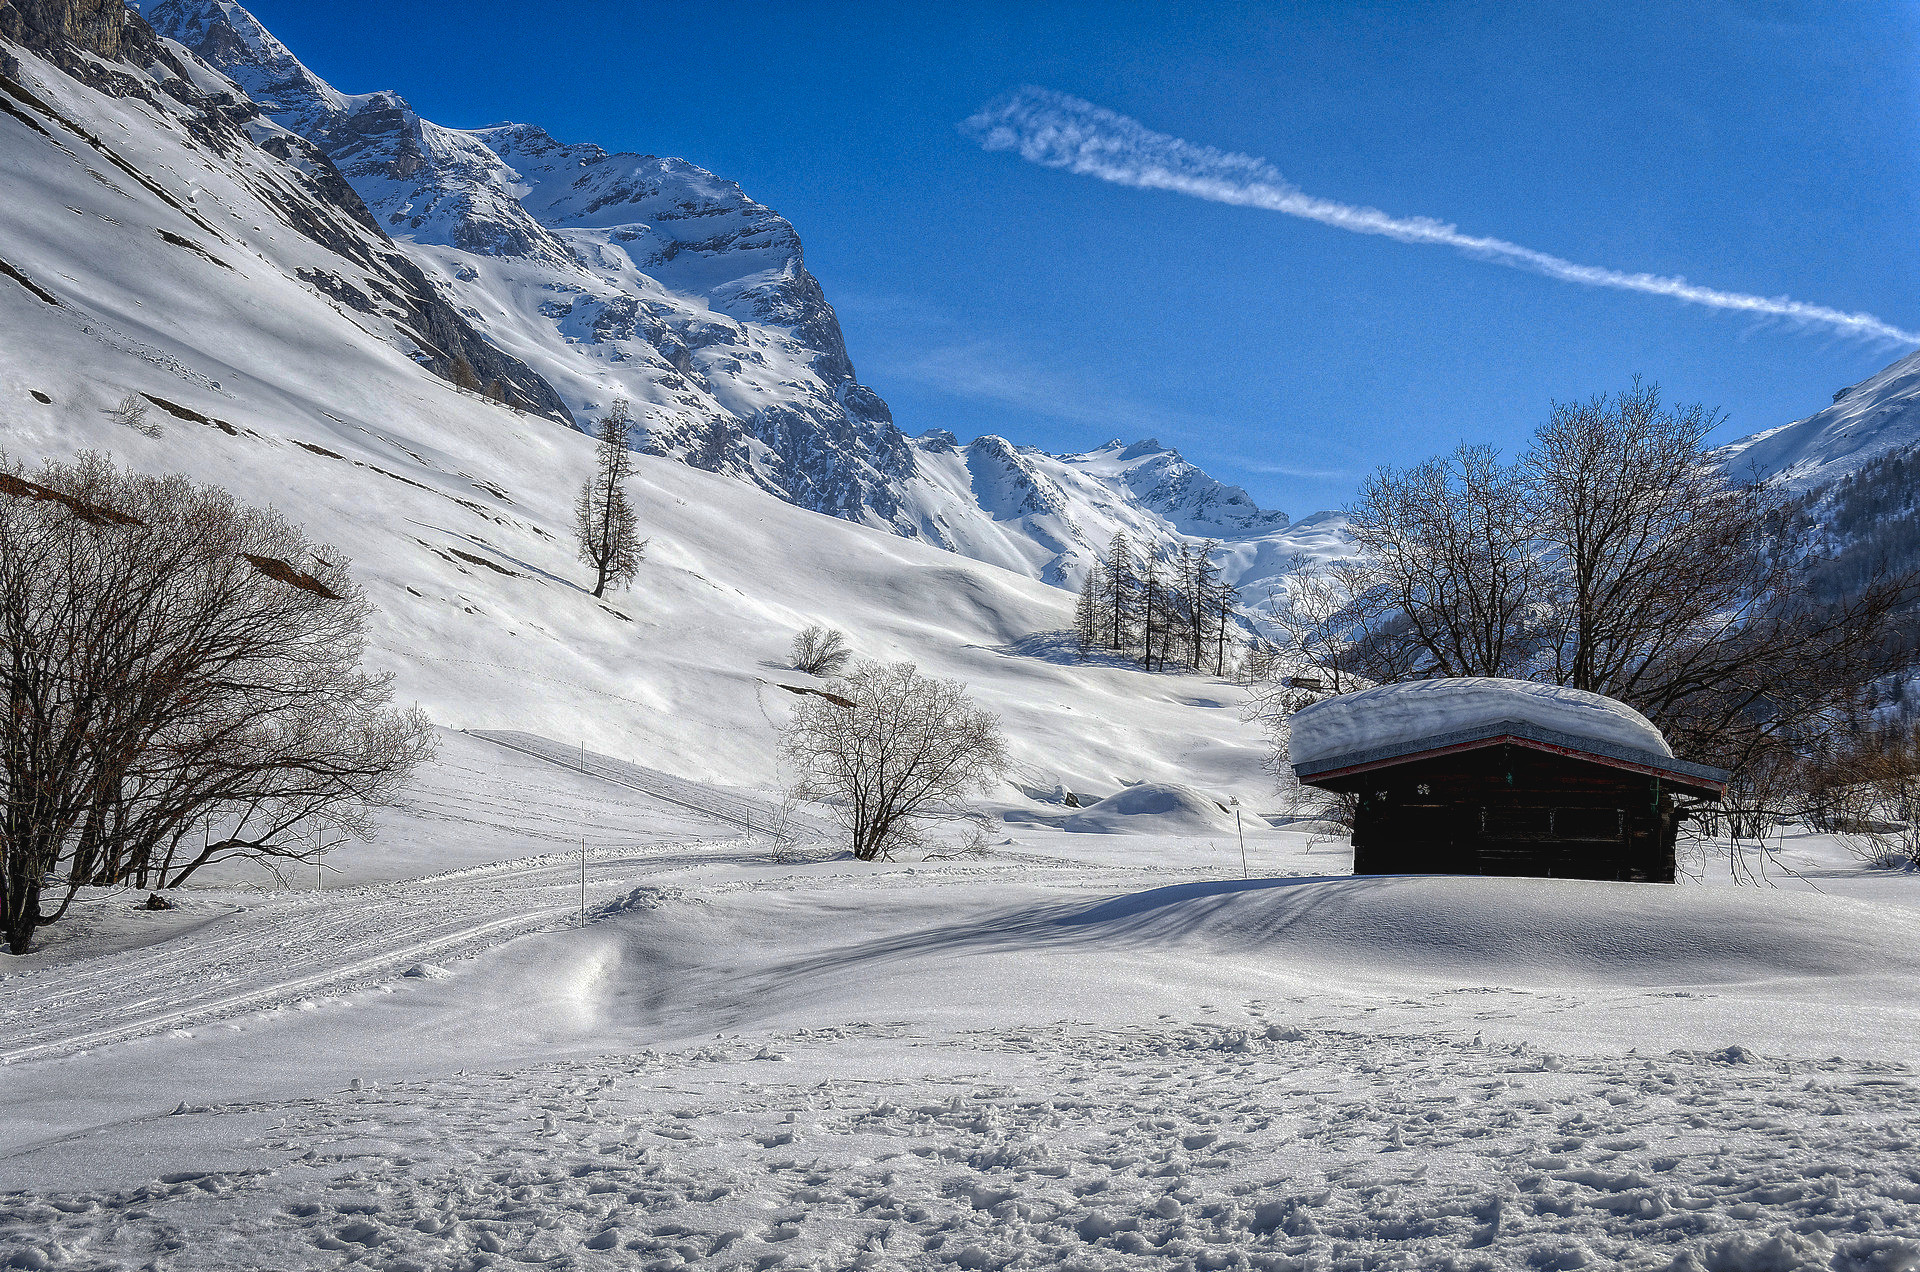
1290;678;1727;789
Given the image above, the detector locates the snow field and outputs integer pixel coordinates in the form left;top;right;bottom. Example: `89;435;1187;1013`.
1061;783;1269;837
7;1006;1920;1269
7;771;1920;1272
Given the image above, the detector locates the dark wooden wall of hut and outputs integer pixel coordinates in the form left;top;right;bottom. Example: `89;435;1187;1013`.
1323;745;1679;883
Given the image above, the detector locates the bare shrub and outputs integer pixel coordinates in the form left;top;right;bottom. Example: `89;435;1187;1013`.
106;392;160;438
779;661;1009;861
0;451;435;954
790;624;852;676
1821;725;1920;871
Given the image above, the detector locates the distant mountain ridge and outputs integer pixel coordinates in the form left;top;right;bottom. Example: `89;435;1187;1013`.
1716;348;1920;490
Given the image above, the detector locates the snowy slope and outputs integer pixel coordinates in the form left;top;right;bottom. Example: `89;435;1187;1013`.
901;431;1334;593
0;9;1275;804
1717;347;1920;488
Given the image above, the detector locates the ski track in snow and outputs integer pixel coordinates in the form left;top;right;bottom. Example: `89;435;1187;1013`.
0;845;733;1065
0;735;772;1064
5;1023;1919;1270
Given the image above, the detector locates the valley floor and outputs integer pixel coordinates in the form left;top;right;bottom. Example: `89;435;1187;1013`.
4;737;1920;1272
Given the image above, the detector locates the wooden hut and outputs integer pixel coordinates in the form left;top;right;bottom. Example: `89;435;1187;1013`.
1290;679;1727;883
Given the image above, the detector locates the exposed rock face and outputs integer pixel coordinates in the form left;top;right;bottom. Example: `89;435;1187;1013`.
1;0;145;69
145;0;912;528
4;0;567;421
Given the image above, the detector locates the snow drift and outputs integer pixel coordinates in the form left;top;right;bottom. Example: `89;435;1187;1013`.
1061;782;1262;835
1289;677;1673;767
1051;874;1920;988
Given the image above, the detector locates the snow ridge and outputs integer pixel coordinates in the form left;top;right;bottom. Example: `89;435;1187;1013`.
1716;347;1920;489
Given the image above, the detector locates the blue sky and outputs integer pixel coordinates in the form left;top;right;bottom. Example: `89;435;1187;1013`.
241;0;1920;515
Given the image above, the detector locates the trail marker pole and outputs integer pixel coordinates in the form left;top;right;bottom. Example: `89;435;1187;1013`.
580;834;587;917
1232;797;1248;879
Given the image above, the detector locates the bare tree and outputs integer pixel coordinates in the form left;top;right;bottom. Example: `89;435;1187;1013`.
1344;442;1541;681
106;392;160;438
575;400;646;598
1819;724;1920;870
790;624;853;676
1283;382;1920;777
1073;562;1104;655
779;661;1009;861
1;452;435;954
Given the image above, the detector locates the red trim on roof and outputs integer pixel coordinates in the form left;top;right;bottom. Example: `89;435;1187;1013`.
1302;734;1727;798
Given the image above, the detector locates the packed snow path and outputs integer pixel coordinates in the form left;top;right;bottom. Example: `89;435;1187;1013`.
0;731;785;1064
0;845;765;1066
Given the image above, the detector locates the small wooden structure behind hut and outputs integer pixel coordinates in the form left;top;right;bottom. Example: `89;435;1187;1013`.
1289;679;1727;883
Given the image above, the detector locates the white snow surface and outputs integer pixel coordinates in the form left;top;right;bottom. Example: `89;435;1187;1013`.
5;735;1920;1270
8;16;1920;1271
1062;781;1265;836
1289;677;1674;768
0;29;1277;803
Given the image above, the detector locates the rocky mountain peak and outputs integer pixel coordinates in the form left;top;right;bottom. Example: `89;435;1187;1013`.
143;0;914;528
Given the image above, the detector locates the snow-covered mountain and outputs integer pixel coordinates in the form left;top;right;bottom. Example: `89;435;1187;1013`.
139;0;915;526
0;0;568;422
1717;348;1920;490
899;433;1336;592
135;0;1331;597
0;2;1275;796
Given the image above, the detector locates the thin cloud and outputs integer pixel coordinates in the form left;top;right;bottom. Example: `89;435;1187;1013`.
963;88;1920;348
838;294;1218;440
1235;458;1355;481
885;340;1205;438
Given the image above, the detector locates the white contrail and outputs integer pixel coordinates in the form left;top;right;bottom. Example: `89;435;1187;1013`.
962;88;1920;348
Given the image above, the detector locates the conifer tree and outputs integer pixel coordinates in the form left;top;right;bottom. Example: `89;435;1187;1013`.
1188;541;1223;670
1140;552;1165;671
1104;532;1136;653
1074;563;1105;655
575;400;647;598
1211;574;1239;675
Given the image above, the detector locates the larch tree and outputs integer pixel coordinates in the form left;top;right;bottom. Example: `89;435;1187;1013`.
575;400;647;598
1073;562;1104;655
1104;532;1136;653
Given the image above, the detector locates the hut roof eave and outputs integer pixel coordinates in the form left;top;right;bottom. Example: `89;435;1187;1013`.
1291;718;1729;799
